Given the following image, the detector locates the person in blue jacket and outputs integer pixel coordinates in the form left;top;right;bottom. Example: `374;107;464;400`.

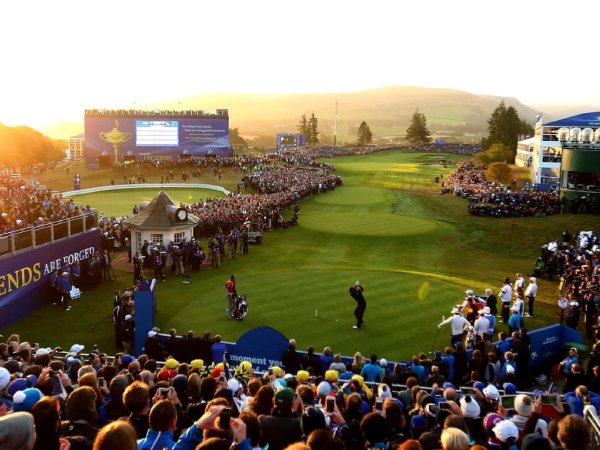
174;404;251;450
564;385;600;416
559;347;580;376
137;400;178;450
57;272;72;311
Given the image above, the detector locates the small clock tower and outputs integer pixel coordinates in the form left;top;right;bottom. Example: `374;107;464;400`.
123;190;200;256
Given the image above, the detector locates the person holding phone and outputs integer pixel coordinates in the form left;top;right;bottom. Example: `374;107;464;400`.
174;404;251;450
511;394;548;437
137;399;178;450
259;388;303;450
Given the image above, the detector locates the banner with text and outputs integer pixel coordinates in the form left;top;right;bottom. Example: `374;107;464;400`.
0;231;101;329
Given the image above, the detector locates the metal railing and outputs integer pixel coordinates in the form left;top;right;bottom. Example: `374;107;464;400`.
585;405;600;450
0;211;99;259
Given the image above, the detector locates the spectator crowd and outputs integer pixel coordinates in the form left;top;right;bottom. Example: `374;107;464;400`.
406;144;483;155
0;327;596;450
0;177;93;235
441;162;561;217
533;230;600;340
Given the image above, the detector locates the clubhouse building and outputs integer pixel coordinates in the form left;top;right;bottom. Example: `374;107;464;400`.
516;112;600;205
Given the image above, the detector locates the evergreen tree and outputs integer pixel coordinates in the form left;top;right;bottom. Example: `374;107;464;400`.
307;113;319;146
405;109;431;144
484;101;531;153
357;121;373;145
298;114;308;138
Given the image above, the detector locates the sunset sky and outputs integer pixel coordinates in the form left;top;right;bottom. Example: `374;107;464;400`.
2;0;600;129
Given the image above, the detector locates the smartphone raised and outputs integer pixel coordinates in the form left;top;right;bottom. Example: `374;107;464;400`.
326;396;335;413
501;395;516;409
375;397;383;411
219;408;231;429
159;387;170;397
541;394;557;405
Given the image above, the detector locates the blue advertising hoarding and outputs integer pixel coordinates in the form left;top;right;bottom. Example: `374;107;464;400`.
84;116;230;166
153;324;580;376
0;231;101;329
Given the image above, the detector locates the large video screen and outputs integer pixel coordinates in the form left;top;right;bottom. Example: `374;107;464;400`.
136;120;179;146
276;132;306;150
84;114;230;167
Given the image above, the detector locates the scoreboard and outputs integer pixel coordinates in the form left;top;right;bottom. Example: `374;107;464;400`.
84;110;230;167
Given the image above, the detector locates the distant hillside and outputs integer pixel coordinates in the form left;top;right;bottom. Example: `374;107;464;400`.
40;86;542;143
529;104;600;121
151;86;539;144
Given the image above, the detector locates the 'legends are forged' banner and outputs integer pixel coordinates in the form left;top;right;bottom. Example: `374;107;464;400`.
0;231;101;329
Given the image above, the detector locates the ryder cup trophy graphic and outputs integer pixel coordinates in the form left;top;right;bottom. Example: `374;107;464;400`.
100;120;131;162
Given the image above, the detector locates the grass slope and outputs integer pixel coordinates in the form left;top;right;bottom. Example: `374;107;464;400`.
68;188;224;218
3;151;597;360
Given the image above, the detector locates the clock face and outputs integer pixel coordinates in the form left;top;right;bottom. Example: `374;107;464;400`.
177;209;187;221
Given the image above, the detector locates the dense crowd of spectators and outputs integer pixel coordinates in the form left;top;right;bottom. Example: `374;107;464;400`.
241;167;342;196
0;177;92;235
0;325;596;450
406;144;483;155
442;162;561;217
532;230;600;339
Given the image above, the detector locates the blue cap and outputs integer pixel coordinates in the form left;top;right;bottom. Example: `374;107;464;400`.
442;381;455;389
503;383;517;394
473;381;486;392
411;414;427;430
121;354;134;366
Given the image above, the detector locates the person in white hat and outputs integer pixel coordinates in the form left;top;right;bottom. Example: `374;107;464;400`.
566;298;580;329
473;309;490;342
499;278;513;323
483;306;496;341
524;277;537;317
508;306;523;333
438;308;470;345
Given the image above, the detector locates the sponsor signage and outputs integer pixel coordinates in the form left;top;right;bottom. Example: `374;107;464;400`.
0;231;102;328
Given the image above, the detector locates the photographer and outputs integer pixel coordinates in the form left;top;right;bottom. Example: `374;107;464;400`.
137;399;178;450
174;403;251;450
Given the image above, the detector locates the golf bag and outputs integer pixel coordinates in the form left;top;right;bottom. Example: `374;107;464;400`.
464;326;477;350
233;295;248;320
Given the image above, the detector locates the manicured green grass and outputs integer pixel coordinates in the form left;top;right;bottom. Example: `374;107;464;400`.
3;150;598;361
68;188;225;218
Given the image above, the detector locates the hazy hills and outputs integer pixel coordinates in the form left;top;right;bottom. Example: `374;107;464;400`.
39;86;591;144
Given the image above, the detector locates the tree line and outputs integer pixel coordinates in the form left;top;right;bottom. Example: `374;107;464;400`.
0;124;66;171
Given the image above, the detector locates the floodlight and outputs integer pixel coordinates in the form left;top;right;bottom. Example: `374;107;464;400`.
569;127;581;142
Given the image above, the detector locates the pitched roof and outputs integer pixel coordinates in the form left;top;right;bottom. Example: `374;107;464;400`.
544;112;600;127
123;190;199;228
